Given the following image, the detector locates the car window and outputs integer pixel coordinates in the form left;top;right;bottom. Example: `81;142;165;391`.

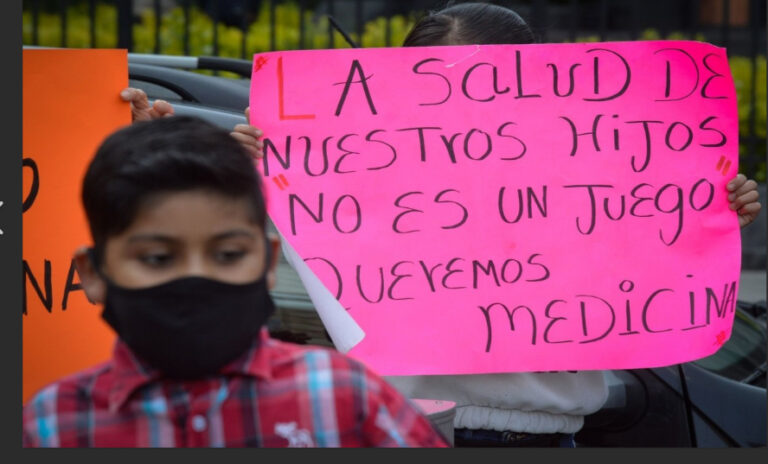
169;104;245;130
128;78;184;101
693;309;767;386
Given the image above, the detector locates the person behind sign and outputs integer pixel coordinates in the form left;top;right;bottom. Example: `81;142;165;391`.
212;0;762;448
117;0;761;447
21;116;449;448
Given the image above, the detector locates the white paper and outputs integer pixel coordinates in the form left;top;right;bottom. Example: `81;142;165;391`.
280;237;365;353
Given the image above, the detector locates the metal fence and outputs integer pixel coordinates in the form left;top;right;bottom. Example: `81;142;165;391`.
23;0;767;179
22;1;768;50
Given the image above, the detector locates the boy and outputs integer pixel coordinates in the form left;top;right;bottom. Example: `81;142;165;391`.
22;116;448;448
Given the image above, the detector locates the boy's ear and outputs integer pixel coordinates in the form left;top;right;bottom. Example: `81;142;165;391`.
73;247;107;305
266;233;280;290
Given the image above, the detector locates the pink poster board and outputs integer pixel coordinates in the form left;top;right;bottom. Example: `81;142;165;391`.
250;41;741;375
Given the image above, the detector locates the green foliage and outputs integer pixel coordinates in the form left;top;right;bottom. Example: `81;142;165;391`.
128;3;415;57
23;2;117;47
638;28;707;43
22;4;765;180
569;28;708;43
732;55;767;181
23;2;416;55
640;28;661;40
361;14;418;49
572;34;600;43
731;56;767;137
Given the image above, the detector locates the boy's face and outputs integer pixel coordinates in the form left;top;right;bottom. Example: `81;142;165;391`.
75;190;279;301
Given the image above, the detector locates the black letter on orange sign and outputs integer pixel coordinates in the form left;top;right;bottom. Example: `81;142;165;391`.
277;56;316;120
22;158;39;213
62;259;84;310
335;60;378;116
23;259;53;315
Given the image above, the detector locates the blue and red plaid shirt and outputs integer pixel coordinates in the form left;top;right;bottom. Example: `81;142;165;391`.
23;330;448;448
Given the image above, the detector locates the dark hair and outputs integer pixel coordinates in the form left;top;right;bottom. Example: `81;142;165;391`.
403;2;536;47
82;116;266;258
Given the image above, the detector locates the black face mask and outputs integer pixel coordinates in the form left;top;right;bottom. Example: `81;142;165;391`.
90;248;276;380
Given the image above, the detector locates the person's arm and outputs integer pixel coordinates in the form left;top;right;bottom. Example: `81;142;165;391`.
727;174;761;228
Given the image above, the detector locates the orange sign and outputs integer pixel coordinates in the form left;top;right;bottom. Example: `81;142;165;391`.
23;49;131;403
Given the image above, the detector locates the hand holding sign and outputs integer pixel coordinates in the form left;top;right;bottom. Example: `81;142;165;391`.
726;173;761;227
250;41;741;376
119;87;174;121
231;107;265;159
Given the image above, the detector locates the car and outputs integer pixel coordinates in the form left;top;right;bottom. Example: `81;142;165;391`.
125;53;767;447
128;54;251;130
576;301;766;447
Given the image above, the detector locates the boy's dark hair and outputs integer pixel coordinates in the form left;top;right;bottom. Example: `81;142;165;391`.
82;115;266;260
403;2;536;47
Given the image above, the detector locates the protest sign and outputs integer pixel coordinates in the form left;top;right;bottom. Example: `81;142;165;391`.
250;41;741;375
23;49;129;402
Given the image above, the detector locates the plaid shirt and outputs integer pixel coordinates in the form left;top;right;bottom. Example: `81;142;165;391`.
23;330;448;448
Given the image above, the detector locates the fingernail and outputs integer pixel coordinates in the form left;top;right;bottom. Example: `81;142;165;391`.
728;194;735;201
120;89;130;98
727;183;735;190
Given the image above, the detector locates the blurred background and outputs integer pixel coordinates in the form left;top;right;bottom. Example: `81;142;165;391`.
22;0;766;272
